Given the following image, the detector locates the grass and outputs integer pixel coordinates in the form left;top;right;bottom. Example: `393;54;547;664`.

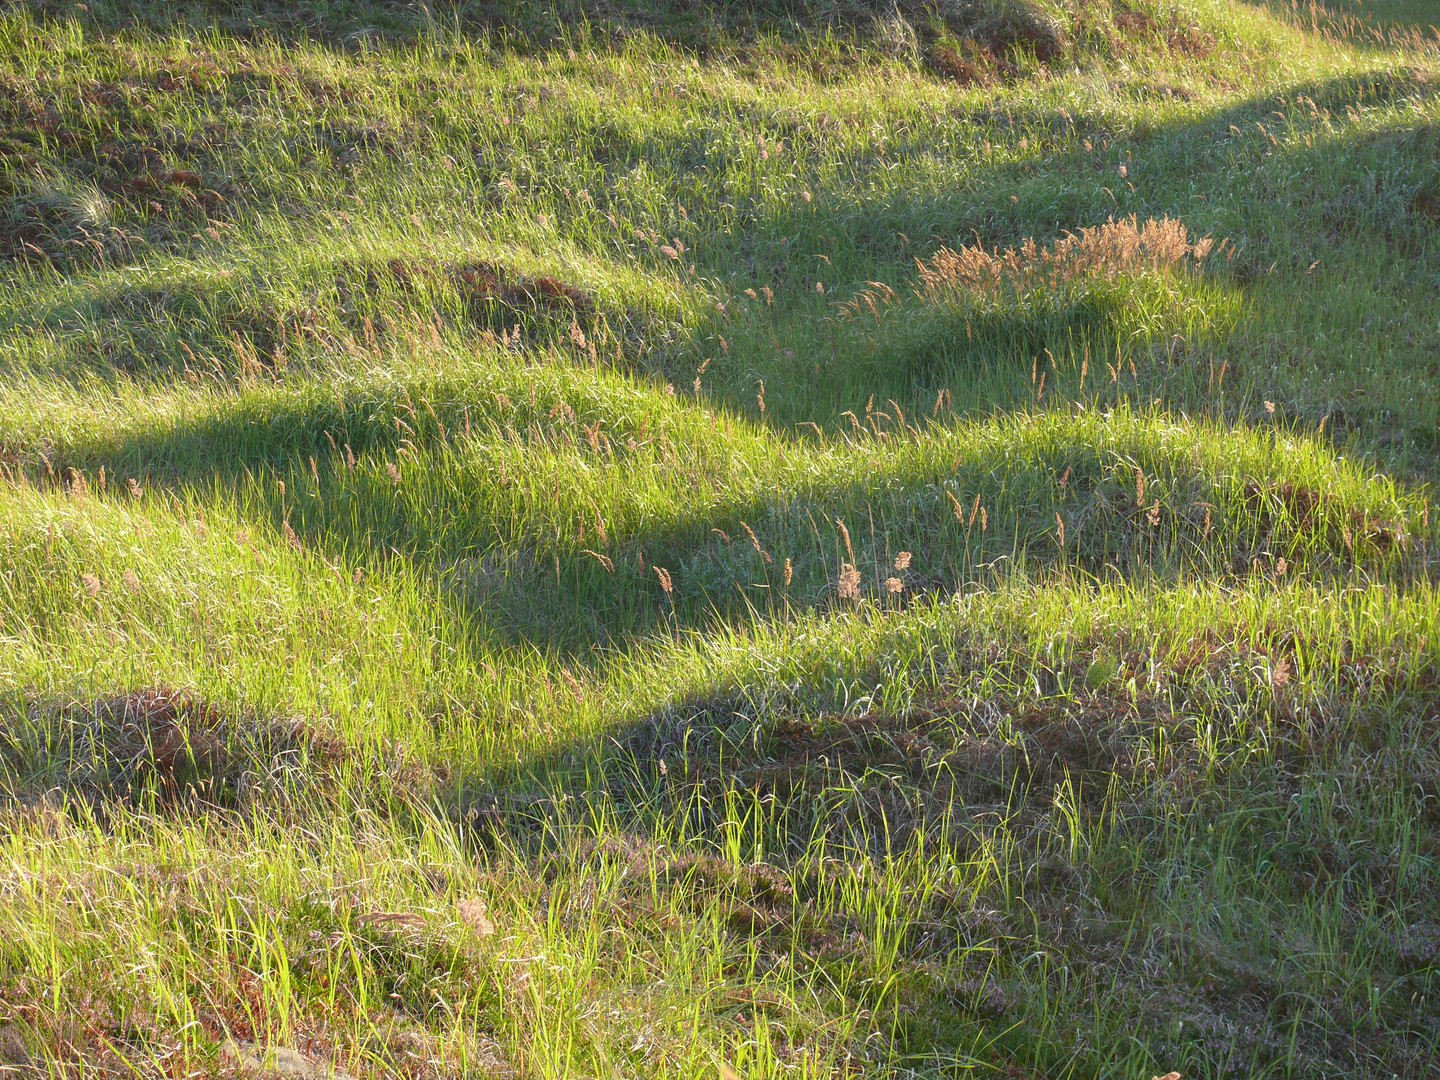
0;0;1438;1076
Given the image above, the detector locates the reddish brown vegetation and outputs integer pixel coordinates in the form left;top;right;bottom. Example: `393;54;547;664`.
4;687;347;815
91;688;229;797
914;216;1217;303
339;258;595;318
931;44;997;87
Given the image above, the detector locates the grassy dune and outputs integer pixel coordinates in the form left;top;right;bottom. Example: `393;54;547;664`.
1;1;1439;1076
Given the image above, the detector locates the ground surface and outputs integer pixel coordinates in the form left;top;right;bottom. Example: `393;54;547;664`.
0;0;1438;1077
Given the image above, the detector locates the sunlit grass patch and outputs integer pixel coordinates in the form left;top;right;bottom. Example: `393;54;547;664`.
837;216;1241;380
0;0;1437;1076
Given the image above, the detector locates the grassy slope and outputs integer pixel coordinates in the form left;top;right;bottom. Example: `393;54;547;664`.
1;0;1439;1076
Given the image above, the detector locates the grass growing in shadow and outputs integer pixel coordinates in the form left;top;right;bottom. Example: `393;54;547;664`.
428;582;1440;1078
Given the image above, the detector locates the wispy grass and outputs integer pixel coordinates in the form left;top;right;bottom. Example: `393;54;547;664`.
0;0;1438;1076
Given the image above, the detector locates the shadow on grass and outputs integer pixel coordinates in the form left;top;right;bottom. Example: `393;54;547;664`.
18;0;1183;59
0;685;428;825
14;255;615;382
17;64;1433;442
10;62;1434;402
1247;0;1440;44
427;590;1440;1079
0;66;1430;669
29;365;1426;662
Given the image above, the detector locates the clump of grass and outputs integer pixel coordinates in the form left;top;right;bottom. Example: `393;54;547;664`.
914;215;1217;301
842;216;1239;376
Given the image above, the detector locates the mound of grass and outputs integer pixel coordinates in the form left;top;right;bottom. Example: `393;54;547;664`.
0;687;349;816
15;0;1223;61
0;0;1438;1076
838;215;1239;376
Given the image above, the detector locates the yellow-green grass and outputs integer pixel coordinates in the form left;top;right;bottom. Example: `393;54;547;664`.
1;0;1439;1076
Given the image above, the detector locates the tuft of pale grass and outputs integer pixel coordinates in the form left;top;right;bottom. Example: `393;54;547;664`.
915;215;1221;303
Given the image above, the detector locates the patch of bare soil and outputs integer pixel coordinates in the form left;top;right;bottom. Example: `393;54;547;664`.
0;687;346;818
336;257;595;320
0;74;236;268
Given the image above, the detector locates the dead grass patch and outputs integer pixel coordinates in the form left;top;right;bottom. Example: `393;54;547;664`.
1107;4;1215;57
913;215;1219;303
337;258;595;321
0;687;348;818
921;1;1216;85
930;41;1001;87
835;215;1234;381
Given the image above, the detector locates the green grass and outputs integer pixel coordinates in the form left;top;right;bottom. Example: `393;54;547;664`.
1;0;1439;1076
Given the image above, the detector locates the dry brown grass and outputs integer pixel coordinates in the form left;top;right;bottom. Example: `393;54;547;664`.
0;688;350;817
915;215;1221;304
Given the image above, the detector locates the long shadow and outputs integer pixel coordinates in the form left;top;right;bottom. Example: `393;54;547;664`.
9;67;1435;661
26;0;1099;54
654;65;1440;426
1246;0;1439;43
7;34;1438;1071
4;59;1434;664
19;65;1438;417
31;359;1424;667
413;513;1440;1078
